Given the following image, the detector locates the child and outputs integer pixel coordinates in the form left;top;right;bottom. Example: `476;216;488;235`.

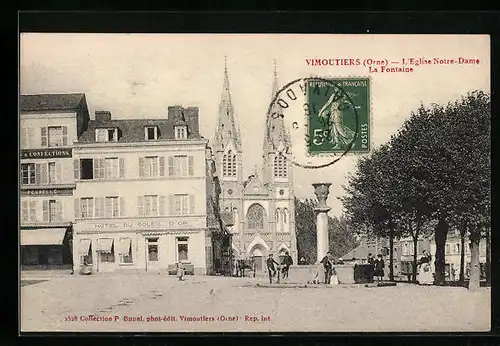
177;262;185;281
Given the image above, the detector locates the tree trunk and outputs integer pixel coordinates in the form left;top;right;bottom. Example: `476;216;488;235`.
434;216;449;285
486;226;491;286
459;228;466;283
389;226;394;281
468;230;481;291
412;234;418;282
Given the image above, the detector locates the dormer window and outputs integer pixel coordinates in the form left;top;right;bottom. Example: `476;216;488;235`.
145;126;158;140
174;125;188;140
95;128;118;142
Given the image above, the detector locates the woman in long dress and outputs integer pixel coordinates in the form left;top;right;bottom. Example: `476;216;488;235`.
417;250;434;285
317;92;356;149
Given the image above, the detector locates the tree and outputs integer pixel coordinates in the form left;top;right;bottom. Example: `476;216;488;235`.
328;215;359;259
294;198;317;264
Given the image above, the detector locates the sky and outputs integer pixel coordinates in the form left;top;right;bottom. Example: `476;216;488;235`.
20;34;490;217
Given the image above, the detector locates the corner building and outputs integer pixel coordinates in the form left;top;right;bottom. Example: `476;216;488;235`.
213;62;298;271
72;107;217;274
20;94;90;270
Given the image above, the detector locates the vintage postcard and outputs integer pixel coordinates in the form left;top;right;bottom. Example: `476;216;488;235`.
19;33;490;333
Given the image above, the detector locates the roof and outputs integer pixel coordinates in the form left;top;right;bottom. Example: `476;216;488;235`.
20;93;86;112
220;211;234;226
342;244;372;260
78;118;203;143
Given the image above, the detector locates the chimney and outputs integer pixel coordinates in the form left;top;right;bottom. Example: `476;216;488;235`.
95;111;111;122
185;107;200;135
167;106;184;122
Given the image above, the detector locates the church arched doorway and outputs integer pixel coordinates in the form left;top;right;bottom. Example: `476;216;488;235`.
249;245;266;272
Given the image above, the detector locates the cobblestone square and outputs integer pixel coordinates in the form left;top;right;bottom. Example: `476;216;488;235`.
20;274;490;332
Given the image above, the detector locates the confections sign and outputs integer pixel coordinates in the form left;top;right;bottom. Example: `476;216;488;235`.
21;148;72;159
21;188;74;196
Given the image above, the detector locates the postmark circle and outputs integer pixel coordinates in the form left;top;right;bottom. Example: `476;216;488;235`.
266;77;362;169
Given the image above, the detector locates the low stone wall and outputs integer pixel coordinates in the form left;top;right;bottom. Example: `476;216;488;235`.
288;264;355;284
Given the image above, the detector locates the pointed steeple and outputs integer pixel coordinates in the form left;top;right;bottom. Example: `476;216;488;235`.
215;57;241;151
263;60;291;155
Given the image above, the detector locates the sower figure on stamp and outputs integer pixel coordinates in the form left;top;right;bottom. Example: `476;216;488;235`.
320;251;334;284
266;254;280;284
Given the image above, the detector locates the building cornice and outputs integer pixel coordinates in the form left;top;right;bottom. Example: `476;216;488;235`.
73;139;208;150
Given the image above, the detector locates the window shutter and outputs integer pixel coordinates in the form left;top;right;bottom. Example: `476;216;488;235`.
55;162;62;184
74;198;81;219
88;198;94;218
119;158;125;178
57;200;63;222
93;159;99;180
62;126;68;146
42;200;49;222
105;197;112;217
27;127;34;148
159;196;166;216
20;127;26;148
95;197;104;218
21;200;28;222
168;195;175;215
190;195;195;214
29;200;37;222
73;160;80;180
120;197;125;217
159;156;165;176
168;157;174;176
35;164;41;184
188;156;194;176
41;127;48;147
99;159;105;179
40;164;48;184
137;196;144;216
139;157;145;178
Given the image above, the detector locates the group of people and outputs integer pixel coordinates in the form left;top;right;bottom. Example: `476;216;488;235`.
366;253;386;282
266;252;294;284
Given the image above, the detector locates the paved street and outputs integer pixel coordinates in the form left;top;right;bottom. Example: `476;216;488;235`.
20;274;490;332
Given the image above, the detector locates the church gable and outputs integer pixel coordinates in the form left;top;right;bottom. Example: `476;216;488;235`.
243;176;270;196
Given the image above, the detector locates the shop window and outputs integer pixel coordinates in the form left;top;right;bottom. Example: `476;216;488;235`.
81;243;93;265
147;238;159;262
177;237;189;262
47;247;63;265
118;238;133;264
100;251;115;263
23;247;38;265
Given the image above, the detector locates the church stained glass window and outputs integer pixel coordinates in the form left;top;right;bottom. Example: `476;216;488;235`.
247;203;265;229
273;153;287;178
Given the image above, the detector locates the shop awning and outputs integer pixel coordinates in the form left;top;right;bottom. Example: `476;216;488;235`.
96;238;114;253
79;239;92;256
21;228;66;246
116;238;131;255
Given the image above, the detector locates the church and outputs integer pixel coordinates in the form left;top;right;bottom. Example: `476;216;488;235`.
211;60;298;272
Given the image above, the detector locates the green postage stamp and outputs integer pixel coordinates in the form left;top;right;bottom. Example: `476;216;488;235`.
306;78;370;155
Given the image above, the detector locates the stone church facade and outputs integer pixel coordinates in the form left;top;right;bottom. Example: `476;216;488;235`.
212;61;298;271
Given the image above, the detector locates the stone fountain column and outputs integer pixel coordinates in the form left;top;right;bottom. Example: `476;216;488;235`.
313;182;332;263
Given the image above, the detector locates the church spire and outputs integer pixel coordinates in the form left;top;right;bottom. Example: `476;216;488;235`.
215;57;241;151
263;60;291;155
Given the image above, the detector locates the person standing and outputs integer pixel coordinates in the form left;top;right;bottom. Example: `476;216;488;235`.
176;262;185;281
266;254;280;284
374;254;385;282
367;253;375;282
281;251;293;280
418;250;433;285
320;252;333;284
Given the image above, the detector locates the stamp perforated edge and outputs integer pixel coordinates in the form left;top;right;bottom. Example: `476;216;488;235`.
303;75;372;158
